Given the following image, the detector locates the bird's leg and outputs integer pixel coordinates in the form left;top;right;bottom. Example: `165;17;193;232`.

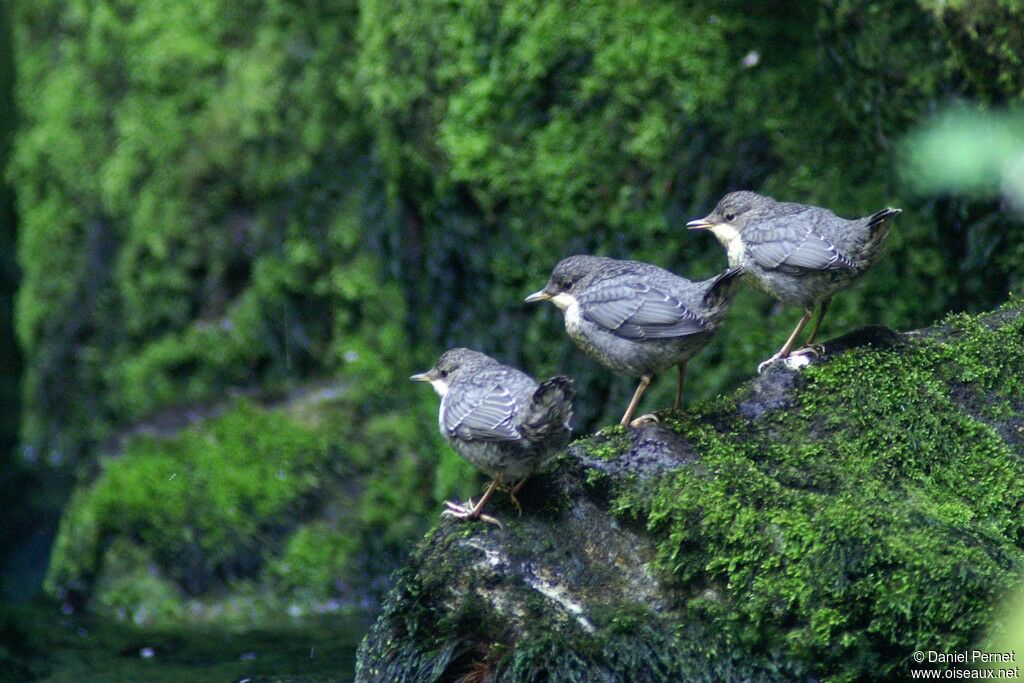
508;476;529;517
634;363;685;428
622;374;654;427
778;309;814;357
798;298;831;356
758;309;813;374
442;479;502;526
673;362;687;412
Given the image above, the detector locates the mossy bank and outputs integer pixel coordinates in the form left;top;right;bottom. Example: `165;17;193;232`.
44;383;480;626
358;302;1024;682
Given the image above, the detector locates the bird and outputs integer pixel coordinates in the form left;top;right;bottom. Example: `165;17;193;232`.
687;191;901;373
410;348;574;525
525;256;743;427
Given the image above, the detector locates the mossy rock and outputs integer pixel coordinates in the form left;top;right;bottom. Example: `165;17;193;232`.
357;302;1024;682
44;386;451;626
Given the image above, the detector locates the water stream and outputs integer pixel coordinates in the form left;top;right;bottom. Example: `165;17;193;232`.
1;601;368;682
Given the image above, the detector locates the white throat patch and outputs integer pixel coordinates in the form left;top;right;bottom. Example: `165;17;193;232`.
709;223;745;266
429;378;450;397
551;292;577;311
709;222;740;245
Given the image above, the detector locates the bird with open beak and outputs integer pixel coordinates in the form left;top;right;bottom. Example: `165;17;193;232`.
526;256;743;427
688;191;901;373
411;348;574;526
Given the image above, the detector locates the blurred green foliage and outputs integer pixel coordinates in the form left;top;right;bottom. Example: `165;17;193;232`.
11;0;374;461
918;0;1024;100
6;0;1024;617
46;397;448;623
0;0;17;461
903;107;1024;206
987;586;1024;676
0;0;35;593
10;0;1024;468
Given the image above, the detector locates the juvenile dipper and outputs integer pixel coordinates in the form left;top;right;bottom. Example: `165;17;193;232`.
687;191;901;372
526;256;743;427
411;348;574;525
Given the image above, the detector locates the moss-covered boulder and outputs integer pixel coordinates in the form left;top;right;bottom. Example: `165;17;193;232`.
357;302;1024;682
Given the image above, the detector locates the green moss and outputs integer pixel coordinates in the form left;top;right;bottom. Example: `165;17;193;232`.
8;0;397;463
918;1;1024;99
45;395;454;624
46;403;328;606
268;522;360;603
606;305;1024;681
500;613;796;682
92;539;184;626
578;429;629;462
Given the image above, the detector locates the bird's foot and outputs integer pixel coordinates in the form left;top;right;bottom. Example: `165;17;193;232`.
757;352;787;374
794;343;825;358
779;345;824;370
441;499;503;527
628;413;660;428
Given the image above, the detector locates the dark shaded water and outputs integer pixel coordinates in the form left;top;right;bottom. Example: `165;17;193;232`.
1;601;368;682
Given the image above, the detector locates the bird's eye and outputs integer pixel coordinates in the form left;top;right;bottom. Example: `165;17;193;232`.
725;212;736;221
438;369;449;379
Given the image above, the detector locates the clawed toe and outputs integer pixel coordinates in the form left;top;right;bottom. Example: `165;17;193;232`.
443;499;475;516
441;499;503;527
783;345;824;370
795;343;825;358
757;354;784;374
628;413;660;428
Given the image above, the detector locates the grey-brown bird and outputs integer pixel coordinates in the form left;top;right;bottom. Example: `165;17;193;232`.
687;191;901;372
526;256;743;427
411;348;574;525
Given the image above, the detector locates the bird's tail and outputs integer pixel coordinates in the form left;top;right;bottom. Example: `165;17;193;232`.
702;266;745;313
858;207;901;270
520;376;575;447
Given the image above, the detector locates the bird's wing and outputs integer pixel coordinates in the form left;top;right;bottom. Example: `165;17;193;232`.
578;276;708;340
744;219;857;274
442;376;521;441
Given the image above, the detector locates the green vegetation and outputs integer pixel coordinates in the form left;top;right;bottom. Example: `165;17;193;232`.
9;0;1024;467
44;395;473;625
359;304;1024;681
611;304;1024;680
0;1;17;460
0;0;29;590
3;1;1024;671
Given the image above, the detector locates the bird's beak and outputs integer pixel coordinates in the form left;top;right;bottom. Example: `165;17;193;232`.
686;216;715;230
524;288;554;303
409;370;435;382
